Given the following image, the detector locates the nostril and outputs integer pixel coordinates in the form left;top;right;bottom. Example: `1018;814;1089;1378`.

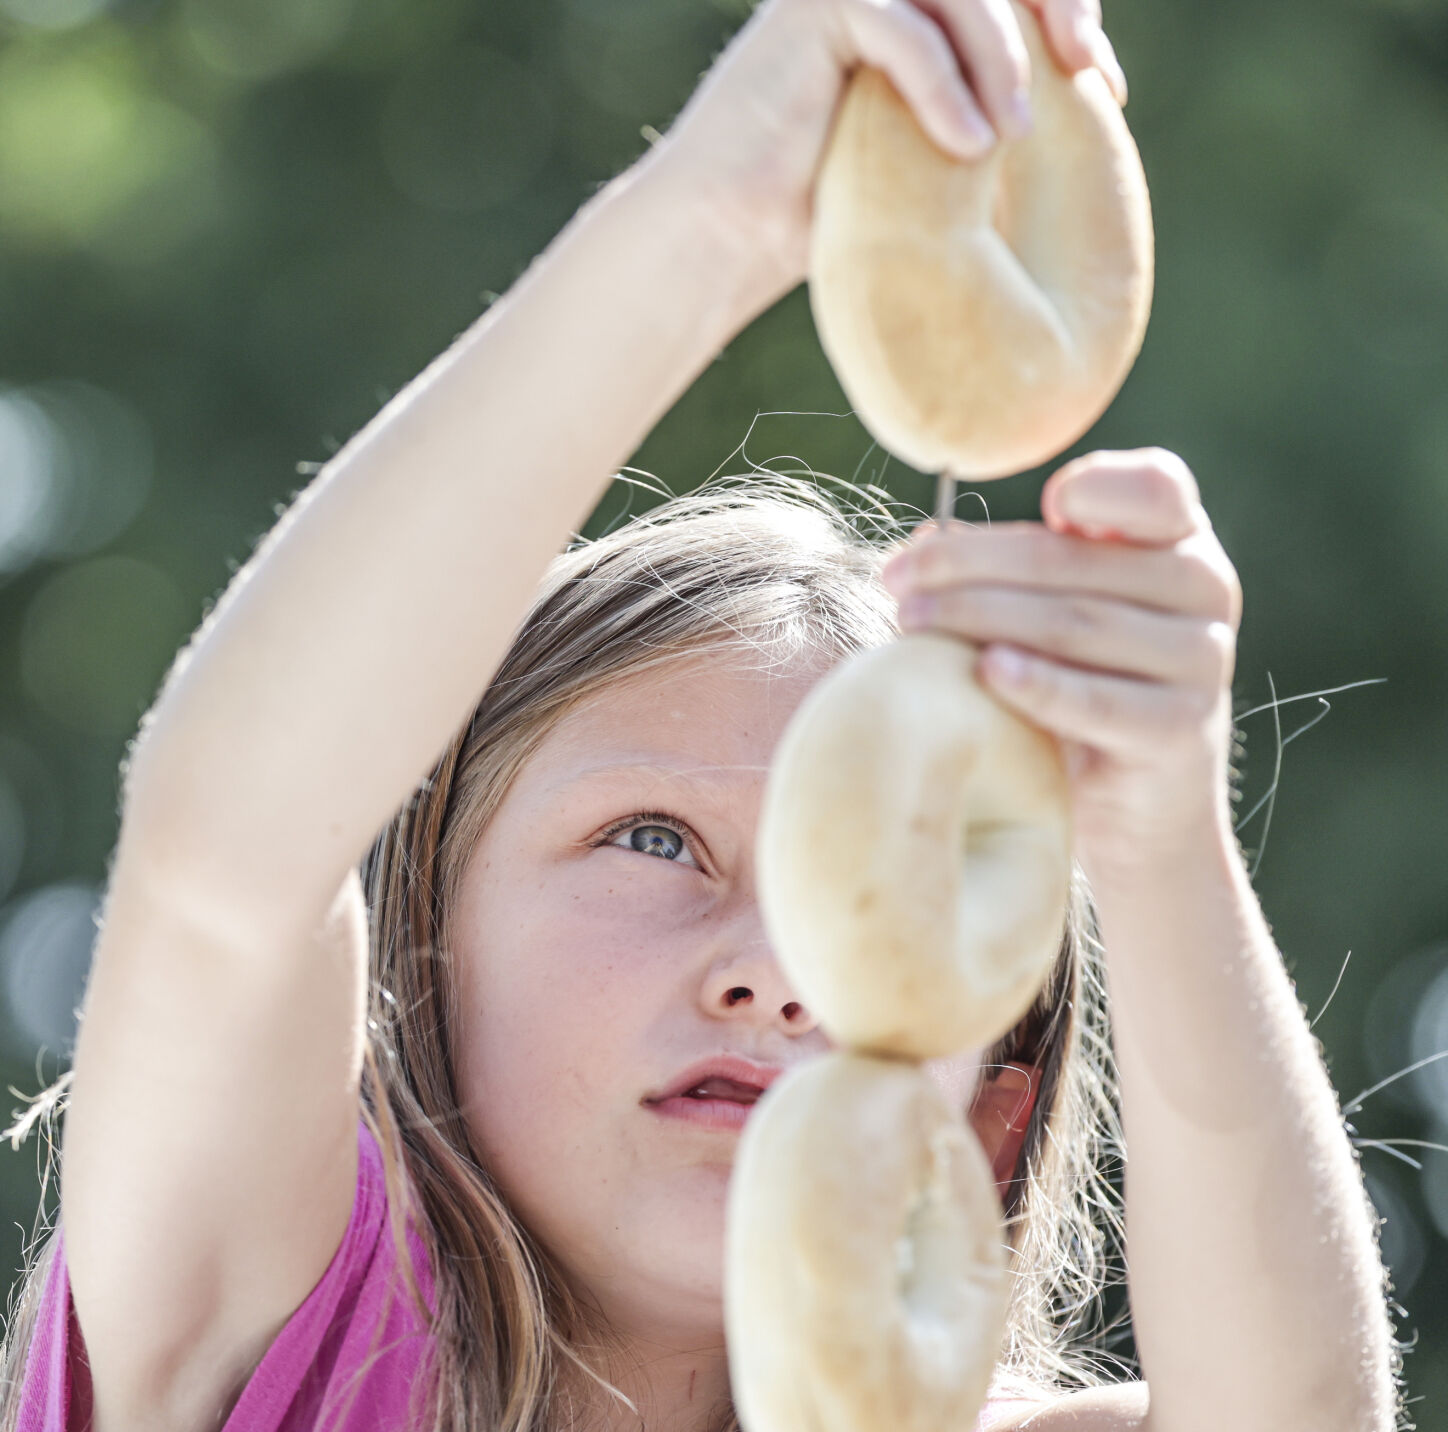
727;987;751;1005
782;1001;801;1020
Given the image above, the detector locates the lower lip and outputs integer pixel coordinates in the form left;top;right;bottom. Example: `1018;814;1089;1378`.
648;1096;757;1130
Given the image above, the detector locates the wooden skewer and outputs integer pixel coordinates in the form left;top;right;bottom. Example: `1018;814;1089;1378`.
935;470;957;530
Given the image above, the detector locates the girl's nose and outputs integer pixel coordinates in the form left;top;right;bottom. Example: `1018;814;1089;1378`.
701;949;821;1033
721;983;809;1026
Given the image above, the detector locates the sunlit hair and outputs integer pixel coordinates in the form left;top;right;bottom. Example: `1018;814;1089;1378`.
0;471;1131;1430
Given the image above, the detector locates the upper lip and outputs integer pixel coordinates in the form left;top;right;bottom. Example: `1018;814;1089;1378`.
646;1054;786;1104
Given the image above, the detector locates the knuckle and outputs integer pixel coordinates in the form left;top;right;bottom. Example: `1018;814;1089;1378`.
1010;526;1056;583
1081;675;1120;727
1220;565;1244;625
1204;555;1242;623
1181;546;1240;621
1050;594;1101;647
1172;684;1218;726
1194;621;1237;685
1044;0;1094;63
1205;619;1237;668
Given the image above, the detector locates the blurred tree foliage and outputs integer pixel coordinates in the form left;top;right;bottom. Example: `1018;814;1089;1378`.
1;0;1446;1419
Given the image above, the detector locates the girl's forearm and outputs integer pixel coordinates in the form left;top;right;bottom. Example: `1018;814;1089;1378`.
1089;826;1397;1432
123;151;780;931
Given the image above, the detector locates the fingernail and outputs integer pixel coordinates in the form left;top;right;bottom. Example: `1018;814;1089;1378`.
987;646;1029;683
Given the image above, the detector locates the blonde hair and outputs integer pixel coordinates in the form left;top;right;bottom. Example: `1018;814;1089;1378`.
0;471;1132;1430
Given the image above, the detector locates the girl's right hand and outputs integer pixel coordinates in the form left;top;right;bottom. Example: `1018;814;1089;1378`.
648;0;1128;304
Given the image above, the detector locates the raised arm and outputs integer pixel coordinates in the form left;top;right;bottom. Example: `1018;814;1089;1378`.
884;451;1399;1431
120;150;777;930
61;149;777;1429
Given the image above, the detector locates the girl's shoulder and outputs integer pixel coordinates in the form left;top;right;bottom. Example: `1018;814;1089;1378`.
17;1115;438;1432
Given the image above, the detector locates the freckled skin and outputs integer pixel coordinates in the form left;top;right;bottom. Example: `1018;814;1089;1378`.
448;650;990;1359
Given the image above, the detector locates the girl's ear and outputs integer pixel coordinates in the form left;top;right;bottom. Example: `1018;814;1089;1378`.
967;1061;1043;1198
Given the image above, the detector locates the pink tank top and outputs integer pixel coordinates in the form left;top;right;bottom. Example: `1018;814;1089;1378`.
15;1118;1041;1430
17;1117;436;1431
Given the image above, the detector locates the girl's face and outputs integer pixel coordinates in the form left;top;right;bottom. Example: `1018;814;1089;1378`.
449;651;986;1344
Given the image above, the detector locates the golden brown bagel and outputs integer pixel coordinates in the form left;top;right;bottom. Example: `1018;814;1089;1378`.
809;0;1153;479
755;633;1071;1061
725;1052;1007;1432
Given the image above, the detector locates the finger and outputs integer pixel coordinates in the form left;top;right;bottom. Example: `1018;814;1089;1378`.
897;586;1235;688
839;0;999;159
976;644;1221;754
881;523;1240;624
1041;448;1205;547
1026;0;1127;104
925;0;1034;140
1083;22;1128;105
1033;0;1097;70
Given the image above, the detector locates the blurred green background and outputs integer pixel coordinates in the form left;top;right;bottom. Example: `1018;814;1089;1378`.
0;0;1444;1419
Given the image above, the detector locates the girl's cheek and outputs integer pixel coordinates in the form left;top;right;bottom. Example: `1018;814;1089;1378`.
574;856;706;910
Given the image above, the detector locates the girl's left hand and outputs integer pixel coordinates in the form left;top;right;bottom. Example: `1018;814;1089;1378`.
880;448;1243;883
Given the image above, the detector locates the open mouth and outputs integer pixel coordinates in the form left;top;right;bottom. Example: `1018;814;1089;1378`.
677;1077;761;1105
648;1078;766;1129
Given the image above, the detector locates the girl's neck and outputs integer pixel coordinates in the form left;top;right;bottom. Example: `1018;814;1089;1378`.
558;1337;734;1432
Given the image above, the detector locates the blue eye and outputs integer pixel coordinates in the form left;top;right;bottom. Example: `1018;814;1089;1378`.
599;811;696;864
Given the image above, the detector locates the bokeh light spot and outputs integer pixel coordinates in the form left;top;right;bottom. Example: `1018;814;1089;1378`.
1361;944;1445;1119
1409;958;1448;1119
0;882;99;1060
0;391;58;575
1419;1126;1448;1242
0;35;222;257
30;383;154;558
1363;1171;1426;1302
0;383;152;575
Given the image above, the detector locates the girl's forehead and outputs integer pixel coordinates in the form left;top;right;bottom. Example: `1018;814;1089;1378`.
523;655;836;795
551;652;833;741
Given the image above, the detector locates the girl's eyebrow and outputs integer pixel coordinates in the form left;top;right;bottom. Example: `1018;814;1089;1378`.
545;760;769;797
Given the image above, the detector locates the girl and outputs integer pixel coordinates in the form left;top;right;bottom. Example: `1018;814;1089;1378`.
0;0;1402;1429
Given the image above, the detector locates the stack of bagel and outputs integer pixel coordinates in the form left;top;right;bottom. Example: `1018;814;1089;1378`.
724;4;1153;1430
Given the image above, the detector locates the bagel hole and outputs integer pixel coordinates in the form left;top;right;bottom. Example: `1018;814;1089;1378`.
897;1128;971;1329
898;1188;957;1321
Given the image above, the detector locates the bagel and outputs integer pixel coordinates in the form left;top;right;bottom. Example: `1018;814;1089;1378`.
808;0;1153;479
755;633;1071;1062
724;1051;1007;1432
